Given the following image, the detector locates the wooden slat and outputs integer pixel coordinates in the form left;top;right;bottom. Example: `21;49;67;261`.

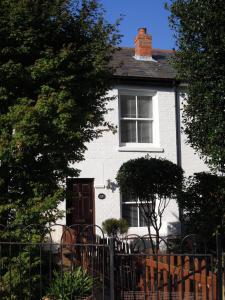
146;265;150;294
194;258;199;300
184;256;190;300
150;257;155;292
177;256;183;300
169;255;175;294
201;259;207;300
163;255;168;298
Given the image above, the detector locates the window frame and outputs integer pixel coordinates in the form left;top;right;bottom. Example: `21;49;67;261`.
121;194;149;228
118;89;159;149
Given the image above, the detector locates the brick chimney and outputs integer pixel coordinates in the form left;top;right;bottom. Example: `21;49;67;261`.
134;28;153;61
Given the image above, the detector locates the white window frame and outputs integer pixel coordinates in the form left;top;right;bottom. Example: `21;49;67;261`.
118;89;161;151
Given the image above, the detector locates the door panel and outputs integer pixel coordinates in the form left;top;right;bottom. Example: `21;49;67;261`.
67;179;94;226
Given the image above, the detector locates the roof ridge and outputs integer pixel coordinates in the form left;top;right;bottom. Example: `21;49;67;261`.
119;47;175;53
153;48;175;53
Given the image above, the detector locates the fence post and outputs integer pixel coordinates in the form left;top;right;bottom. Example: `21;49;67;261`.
109;237;115;300
217;231;223;300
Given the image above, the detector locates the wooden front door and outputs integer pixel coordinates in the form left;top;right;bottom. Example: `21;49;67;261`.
66;179;94;226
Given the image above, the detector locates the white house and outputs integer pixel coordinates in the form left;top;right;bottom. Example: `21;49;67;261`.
59;28;208;238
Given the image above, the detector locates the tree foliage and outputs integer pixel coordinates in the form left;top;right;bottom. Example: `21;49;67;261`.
0;1;119;297
178;172;225;244
0;0;119;229
168;0;225;171
116;157;183;252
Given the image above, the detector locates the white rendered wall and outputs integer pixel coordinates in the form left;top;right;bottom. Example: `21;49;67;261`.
59;85;209;239
70;86;179;237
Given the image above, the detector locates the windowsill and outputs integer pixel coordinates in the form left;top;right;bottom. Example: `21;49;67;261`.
117;146;164;153
127;226;148;229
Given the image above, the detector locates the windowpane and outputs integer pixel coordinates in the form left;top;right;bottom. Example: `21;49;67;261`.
121;95;136;118
137;96;152;118
139;204;148;227
121;193;150;227
138;121;153;143
121;120;136;143
122;204;138;227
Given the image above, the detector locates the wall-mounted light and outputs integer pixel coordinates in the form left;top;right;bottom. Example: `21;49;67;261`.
106;179;118;192
106;179;113;190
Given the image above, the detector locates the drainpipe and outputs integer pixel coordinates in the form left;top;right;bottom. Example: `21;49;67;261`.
174;82;183;235
175;83;182;168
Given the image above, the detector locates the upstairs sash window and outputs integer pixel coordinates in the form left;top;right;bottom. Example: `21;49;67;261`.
120;94;153;144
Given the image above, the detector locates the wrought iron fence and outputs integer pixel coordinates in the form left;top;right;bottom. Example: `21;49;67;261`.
0;224;223;300
0;224;110;300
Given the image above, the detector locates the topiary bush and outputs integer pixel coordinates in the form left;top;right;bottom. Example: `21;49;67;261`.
116;157;184;252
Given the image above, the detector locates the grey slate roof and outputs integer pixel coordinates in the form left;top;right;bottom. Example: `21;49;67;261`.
111;47;176;81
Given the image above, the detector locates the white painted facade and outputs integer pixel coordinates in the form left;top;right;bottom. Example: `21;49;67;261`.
53;28;209;240
56;84;208;239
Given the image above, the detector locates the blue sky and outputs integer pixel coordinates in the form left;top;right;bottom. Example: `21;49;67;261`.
100;0;175;50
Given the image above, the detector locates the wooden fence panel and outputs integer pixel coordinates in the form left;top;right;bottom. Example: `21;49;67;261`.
144;255;217;300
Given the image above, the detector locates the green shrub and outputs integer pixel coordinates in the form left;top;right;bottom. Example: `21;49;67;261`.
47;267;93;300
102;218;129;237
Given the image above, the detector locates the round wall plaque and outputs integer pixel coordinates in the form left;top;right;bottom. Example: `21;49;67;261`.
98;193;106;200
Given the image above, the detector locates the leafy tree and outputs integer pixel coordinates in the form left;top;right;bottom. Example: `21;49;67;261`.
0;0;119;297
0;0;119;229
116;157;183;253
167;0;225;172
178;172;225;248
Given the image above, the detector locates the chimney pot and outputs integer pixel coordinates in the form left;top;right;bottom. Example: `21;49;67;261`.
138;28;147;35
135;28;152;61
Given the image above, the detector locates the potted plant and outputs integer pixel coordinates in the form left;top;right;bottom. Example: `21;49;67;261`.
102;218;129;237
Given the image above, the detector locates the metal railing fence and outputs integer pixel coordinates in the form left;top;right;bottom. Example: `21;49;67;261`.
0;224;223;300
